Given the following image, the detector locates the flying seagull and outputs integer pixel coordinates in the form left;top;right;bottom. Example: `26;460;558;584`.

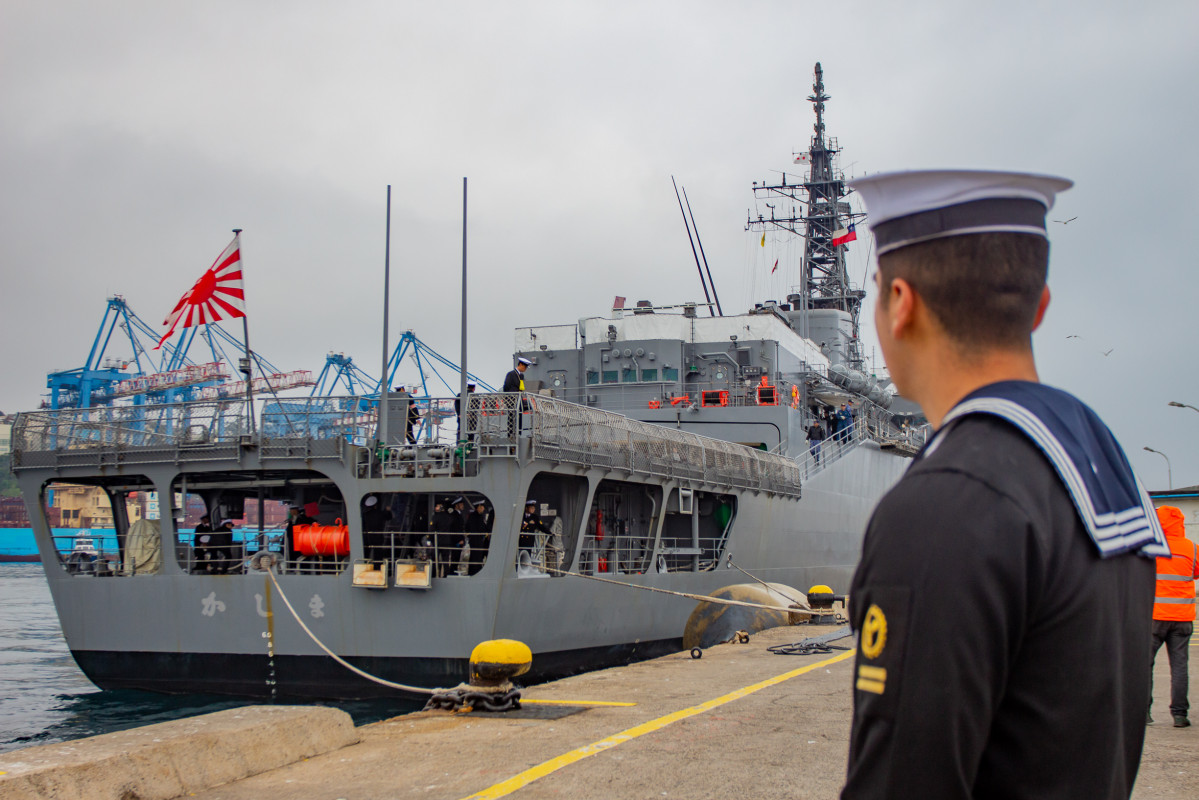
1103;348;1114;357
1066;334;1079;339
1053;216;1078;225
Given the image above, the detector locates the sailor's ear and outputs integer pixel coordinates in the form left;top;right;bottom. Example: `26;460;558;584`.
886;277;917;338
1031;285;1051;331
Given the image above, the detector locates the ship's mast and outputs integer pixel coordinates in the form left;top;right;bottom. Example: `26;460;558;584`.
747;62;866;368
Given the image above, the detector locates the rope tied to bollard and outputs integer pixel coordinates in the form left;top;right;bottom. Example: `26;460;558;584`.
252;554;521;711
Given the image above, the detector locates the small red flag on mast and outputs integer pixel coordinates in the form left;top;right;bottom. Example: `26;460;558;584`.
155;234;247;350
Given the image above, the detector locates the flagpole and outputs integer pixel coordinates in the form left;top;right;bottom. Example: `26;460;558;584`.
459;177;468;444
378;186;392;449
233;228;256;438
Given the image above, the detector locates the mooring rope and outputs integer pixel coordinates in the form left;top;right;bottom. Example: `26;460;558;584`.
256;554;811;696
725;555;783;596
261;560;440;695
543;565;812;614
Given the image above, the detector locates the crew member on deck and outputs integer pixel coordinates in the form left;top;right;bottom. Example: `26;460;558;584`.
455;382;478;444
403;388;421;444
503;358;531;393
841;169;1166;799
519;499;552;557
503;358;532;437
464;500;493;574
284;505;313;567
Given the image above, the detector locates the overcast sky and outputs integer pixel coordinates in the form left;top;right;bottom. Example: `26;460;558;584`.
3;1;1197;488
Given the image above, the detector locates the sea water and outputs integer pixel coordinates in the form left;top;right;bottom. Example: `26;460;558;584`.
0;564;421;754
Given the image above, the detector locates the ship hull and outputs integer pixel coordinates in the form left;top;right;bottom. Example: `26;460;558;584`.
13;397;907;700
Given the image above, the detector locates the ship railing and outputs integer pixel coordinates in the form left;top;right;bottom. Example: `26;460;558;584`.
471;393;802;497
11;399;252;468
356;530;489;583
793;414;929;478
541;378;808;413
518;374;914;450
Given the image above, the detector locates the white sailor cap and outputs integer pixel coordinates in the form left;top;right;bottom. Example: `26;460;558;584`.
848;169;1073;256
517;357;532;366
467;381;477;388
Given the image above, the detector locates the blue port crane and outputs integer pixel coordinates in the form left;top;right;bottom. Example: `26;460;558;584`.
46;296;295;409
380;330;495;397
310;353;377;397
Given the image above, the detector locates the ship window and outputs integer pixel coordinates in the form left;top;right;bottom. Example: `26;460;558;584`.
515;473;589;577
356;491;497;579
621;368;637;383
586;371;599;385
41;477;157;577
580;479;661;577
171;471;347;577
602;370;619;384
658;489;736;572
640;368;658;382
662;368;679;382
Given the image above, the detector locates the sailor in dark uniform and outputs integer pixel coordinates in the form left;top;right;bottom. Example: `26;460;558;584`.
429;497;461;577
502;357;531;393
455;381;478;444
841;170;1167;800
502;358;532;437
464;500;492;574
519;499;552;555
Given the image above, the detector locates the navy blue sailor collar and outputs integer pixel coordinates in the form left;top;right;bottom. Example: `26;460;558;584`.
921;380;1169;559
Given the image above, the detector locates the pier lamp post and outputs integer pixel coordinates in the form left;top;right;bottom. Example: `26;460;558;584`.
1143;446;1173;490
1168;400;1199;414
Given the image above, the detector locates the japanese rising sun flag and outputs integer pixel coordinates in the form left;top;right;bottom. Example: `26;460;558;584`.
155;234;246;349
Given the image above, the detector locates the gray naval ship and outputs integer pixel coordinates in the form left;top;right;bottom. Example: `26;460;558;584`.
9;64;924;699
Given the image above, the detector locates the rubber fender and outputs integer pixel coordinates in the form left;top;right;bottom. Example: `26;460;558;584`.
682;583;810;650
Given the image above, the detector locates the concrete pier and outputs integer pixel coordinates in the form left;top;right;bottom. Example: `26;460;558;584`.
2;623;1195;799
0;706;358;800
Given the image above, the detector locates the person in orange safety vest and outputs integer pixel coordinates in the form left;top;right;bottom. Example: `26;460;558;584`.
1150;505;1198;728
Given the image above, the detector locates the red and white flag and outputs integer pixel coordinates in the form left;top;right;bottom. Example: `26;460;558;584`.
156;234;246;349
832;223;857;247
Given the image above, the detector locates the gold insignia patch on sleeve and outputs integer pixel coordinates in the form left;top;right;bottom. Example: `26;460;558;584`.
861;604;887;660
855;664;887;694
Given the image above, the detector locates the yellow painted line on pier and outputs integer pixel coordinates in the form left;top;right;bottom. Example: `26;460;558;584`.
520;699;638;707
460;648;855;800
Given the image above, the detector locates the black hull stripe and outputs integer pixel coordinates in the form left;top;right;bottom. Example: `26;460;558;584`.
71;638;684;701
